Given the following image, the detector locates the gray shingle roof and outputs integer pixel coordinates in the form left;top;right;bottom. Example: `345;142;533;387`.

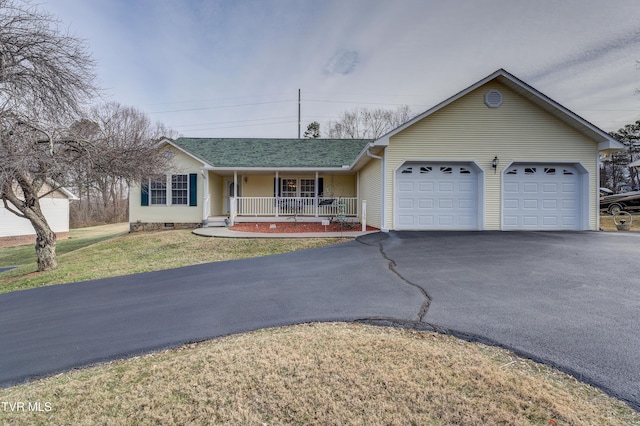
172;138;373;168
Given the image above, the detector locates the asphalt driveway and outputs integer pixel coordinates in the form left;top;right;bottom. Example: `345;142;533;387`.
0;231;638;410
0;237;422;387
376;231;640;411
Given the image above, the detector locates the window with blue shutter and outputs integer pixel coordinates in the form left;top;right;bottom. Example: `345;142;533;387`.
141;181;149;206
189;173;197;206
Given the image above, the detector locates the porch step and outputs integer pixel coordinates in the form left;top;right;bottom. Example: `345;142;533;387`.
206;216;229;227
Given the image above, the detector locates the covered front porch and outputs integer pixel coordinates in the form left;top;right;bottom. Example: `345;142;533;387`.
203;169;361;226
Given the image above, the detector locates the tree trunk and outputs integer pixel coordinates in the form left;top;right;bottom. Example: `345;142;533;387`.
23;198;59;272
2;180;59;272
34;223;58;271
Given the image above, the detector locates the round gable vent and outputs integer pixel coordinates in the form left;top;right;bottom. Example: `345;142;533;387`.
484;90;503;108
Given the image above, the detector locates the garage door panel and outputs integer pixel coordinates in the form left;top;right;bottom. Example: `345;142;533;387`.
503;164;581;230
418;216;434;225
542;199;557;209
458;215;475;226
396;163;478;230
503;215;518;226
504;182;519;193
458;182;474;192
398;215;415;226
418;182;434;192
399;182;414;192
438;199;453;209
419;199;433;209
439;182;454;192
438;215;454;226
504;199;518;209
398;198;414;209
562;216;578;226
458;198;474;209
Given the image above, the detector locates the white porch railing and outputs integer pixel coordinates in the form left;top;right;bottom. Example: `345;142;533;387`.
235;197;358;217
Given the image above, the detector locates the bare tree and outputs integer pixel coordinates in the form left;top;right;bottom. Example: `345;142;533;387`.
327;105;413;139
0;0;98;271
0;2;171;271
609;120;640;190
69;102;176;226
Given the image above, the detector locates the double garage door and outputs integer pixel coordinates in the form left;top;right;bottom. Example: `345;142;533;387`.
395;162;583;230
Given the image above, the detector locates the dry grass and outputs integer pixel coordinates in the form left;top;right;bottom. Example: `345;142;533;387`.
0;228;347;293
0;323;637;425
599;213;640;231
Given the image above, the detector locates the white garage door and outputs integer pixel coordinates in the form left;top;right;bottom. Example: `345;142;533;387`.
503;164;582;230
396;163;478;230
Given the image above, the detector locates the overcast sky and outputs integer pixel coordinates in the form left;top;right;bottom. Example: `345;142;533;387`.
43;0;640;138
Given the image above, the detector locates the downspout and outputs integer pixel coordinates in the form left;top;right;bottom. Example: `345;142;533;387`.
366;147;387;232
200;169;208;226
596;151;601;231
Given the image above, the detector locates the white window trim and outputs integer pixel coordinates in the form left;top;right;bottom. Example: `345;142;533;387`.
149;174;190;206
280;177;317;198
150;175;168;206
171;174;189;206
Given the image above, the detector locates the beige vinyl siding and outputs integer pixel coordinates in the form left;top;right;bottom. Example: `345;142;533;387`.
240;175;274;197
321;175;356;197
359;155;383;229
385;81;598;230
237;174;356;197
129;146;205;224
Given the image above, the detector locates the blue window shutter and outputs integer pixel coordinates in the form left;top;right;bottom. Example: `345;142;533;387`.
141;181;149;206
189;173;197;206
318;178;324;196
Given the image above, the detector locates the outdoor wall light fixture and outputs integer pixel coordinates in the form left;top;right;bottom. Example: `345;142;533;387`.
492;156;499;173
244;176;248;183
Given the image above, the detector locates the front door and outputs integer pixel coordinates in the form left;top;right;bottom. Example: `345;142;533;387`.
225;178;241;214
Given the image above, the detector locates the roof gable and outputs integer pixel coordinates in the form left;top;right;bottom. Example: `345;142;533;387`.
171;138;373;169
376;69;623;152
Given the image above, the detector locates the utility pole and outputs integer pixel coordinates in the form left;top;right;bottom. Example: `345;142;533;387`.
298;89;301;139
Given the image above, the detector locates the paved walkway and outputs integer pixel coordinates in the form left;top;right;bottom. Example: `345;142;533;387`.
193;226;378;238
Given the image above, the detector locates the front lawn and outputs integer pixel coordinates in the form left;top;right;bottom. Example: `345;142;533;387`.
0;224;347;294
1;323;637;425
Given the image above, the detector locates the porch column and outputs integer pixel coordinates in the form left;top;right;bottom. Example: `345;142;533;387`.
356;171;360;218
275;171;279;217
231;171;237;225
314;171;319;217
201;169;209;225
233;171;238;198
